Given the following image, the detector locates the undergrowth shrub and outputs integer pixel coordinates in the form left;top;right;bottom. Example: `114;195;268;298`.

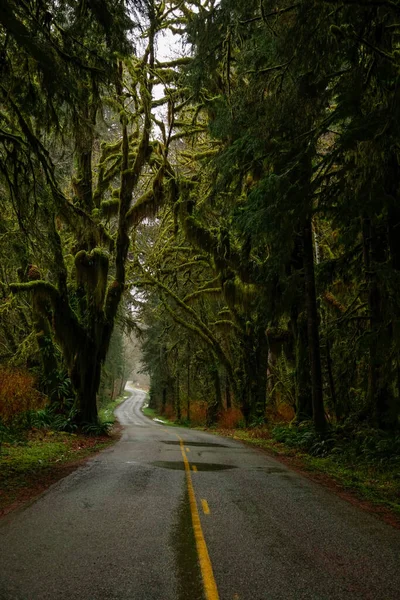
28;405;79;433
27;405;114;435
217;407;244;429
189;401;207;426
81;420;113;436
162;404;176;420
0;367;46;427
266;402;295;423
271;423;400;466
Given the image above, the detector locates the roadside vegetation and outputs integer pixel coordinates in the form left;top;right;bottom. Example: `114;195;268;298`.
142;403;181;427
0;430;114;516
98;390;130;426
0;369;126;515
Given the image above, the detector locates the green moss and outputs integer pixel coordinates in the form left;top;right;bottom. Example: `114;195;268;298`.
0;433;111;479
10;280;59;304
126;189;159;228
100;198;120;217
0;431;114;510
223;278;257;309
183;216;216;254
74;248;109;308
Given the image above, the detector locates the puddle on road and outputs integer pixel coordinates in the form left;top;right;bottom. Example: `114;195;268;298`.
173;488;205;600
162;441;228;448
152;461;236;472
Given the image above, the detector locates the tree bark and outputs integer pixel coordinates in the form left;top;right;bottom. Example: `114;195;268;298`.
207;363;222;425
187;354;191;422
225;374;231;409
292;312;313;422
326;339;337;418
175;368;181;421
303;217;326;432
363;216;397;429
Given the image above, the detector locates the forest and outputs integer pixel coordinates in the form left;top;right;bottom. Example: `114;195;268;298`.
1;0;400;451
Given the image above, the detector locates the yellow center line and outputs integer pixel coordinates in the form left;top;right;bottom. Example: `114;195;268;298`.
186;447;190;452
177;434;219;600
192;465;198;472
201;499;210;515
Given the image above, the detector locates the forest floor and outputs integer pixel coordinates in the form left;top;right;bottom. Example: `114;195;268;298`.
0;429;117;517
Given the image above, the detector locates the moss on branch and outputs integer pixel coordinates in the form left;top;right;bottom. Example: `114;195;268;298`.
10;280;59;304
183;287;222;303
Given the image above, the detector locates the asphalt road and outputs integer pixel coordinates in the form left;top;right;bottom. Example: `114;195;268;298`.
1;387;399;600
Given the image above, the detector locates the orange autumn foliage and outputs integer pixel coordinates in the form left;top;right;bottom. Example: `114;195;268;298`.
217;407;244;429
162;404;176;420
187;402;208;426
0;368;47;425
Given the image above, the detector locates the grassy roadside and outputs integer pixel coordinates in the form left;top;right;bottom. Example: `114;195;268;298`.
98;390;130;424
0;430;115;516
216;426;400;522
142;403;182;427
0;394;127;517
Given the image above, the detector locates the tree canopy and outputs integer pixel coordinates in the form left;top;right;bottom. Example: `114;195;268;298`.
1;0;400;433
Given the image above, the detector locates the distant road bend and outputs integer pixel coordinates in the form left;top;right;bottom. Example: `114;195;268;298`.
1;386;399;600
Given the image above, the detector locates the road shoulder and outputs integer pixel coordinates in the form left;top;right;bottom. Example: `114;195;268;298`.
0;428;119;518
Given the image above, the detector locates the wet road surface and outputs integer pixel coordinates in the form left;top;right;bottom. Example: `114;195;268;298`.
0;386;399;599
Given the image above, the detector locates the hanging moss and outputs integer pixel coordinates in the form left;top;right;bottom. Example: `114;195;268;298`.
210;319;242;334
75;250;96;289
183;287;222;304
222;277;257;310
10;280;59;304
126;190;157;228
126;164;168;228
179;149;219;160
167;177;180;205
178;176;198;193
104;279;123;326
183;216;216;254
100;198;120;218
74;248;109;310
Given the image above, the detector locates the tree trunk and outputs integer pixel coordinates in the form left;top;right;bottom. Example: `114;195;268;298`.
225;374;231;409
326;339;337;419
249;329;268;423
303;218;326;432
187;356;191;422
363;216;397;429
175;369;181;421
293;314;313;422
207;364;222;425
33;311;59;401
76;345;101;424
